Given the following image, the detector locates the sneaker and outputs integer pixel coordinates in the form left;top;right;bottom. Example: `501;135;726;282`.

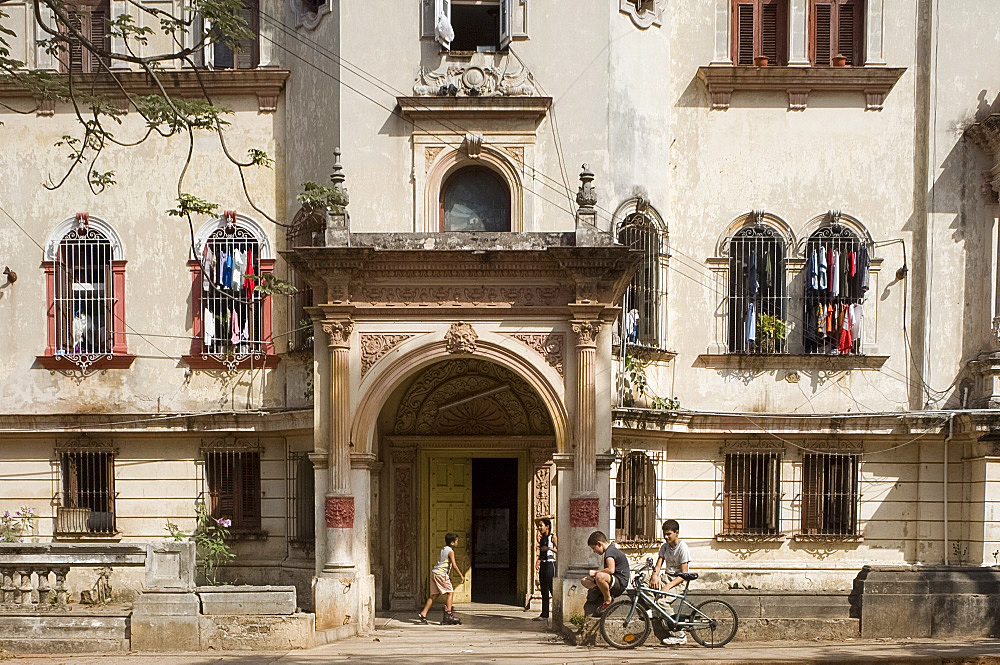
662;632;687;646
416;613;428;624
592;601;612;617
532;615;547;621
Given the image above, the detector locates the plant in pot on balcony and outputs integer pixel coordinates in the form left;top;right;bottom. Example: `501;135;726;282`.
754;55;769;67
756;313;788;354
832;53;848;67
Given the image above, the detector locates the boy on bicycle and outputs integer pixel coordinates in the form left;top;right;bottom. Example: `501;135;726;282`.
582;531;630;616
650;519;691;645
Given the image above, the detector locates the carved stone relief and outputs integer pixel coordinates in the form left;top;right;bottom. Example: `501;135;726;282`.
424;146;445;173
533;465;552;519
571;320;601;346
569;497;600;527
360;334;416;377
393;358;553;436
324;496;355;528
359;285;572;307
199;437;261;453
322;320;354;347
391;456;415;600
510;333;564;377
413;60;535;97
444;322;478;354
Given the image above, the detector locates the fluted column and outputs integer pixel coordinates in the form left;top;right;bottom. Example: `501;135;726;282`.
321;318;355;573
571;320;600;497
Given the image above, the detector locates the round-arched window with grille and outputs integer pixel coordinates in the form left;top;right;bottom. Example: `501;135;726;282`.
617;212;667;349
802;224;870;355
728;225;788;354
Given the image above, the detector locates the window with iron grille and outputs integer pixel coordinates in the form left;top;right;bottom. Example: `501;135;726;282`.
801;453;859;536
285;210;324;352
732;0;788;66
211;0;260;69
188;212;277;370
59;0;111;74
722;452;781;536
728;224;788;354
40;213;131;373
286;451;315;548
614;452;657;543
205;449;261;534
57;449;116;535
803;224;870;355
617;212;668;350
810;0;864;66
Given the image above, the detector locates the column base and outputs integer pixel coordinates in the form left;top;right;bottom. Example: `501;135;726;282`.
314;573;375;634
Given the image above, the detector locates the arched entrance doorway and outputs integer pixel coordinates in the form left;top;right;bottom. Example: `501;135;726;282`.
376;357;556;610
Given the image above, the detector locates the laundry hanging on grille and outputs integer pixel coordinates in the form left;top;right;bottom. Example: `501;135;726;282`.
201;244;216;292
72;310;93;353
435;10;454;49
231;248;246;294
243;248;256;296
745;301;756;344
231;308;241;345
204;306;215;346
624;308;640;343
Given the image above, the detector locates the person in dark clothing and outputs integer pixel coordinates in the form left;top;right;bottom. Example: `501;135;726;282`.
533;518;557;621
581;530;630;615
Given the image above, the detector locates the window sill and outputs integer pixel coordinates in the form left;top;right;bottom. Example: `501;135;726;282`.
715;532;786;543
36;354;136;371
398;96;551;121
695;353;888;371
613;344;677;363
696;65;906;111
182;354;281;371
792;533;863;543
53;531;122;541
229;530;269;541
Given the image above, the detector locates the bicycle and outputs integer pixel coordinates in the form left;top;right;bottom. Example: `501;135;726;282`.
598;557;738;649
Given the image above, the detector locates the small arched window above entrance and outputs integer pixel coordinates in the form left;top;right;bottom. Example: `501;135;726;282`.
440;166;511;232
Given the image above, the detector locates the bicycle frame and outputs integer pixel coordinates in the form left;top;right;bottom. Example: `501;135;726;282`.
618;576;709;631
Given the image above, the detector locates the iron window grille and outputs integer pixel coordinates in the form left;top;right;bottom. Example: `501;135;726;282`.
57;450;116;535
204;448;261;534
51;215;119;372
803;224;869;355
800;452;859;537
722;452;781;536
728;224;788;354
195;213;270;369
617;212;668;350
285;210;323;352
286;451;315;549
614;451;658;544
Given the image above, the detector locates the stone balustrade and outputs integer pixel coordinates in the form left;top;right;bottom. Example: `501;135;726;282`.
0;566;70;609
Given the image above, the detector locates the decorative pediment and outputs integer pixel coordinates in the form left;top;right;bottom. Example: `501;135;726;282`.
413;54;536;97
199;437;262;453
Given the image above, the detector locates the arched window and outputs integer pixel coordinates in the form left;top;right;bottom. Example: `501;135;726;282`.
285;208;325;352
728;223;788;353
39;213;130;373
802;224;870;355
617;211;667;349
615;451;657;542
186;212;278;370
440;166;511;232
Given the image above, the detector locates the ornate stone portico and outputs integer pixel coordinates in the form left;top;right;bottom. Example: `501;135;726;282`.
285;207;641;632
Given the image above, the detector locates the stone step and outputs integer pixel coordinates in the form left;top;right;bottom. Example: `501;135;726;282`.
0;615;129;653
684;591;854;619
570;615;859;646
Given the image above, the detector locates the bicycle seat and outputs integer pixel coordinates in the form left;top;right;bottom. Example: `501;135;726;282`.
677;572;698;581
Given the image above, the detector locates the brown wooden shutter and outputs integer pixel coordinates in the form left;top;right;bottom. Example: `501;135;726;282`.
89;4;109;73
737;3;754;65
63;453;80;508
813;1;833;65
838;0;863;65
801;455;823;534
761;3;778;63
238;453;261;530
65;11;87;73
723;455;746;532
235;0;259;69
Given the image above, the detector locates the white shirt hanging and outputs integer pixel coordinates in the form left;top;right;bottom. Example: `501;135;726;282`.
435;11;454;49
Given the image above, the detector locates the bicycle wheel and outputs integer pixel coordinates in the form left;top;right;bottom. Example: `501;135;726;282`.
599;598;651;649
687;599;738;648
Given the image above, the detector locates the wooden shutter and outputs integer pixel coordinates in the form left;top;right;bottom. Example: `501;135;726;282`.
63;453;80;508
235;0;259;69
237;453;261;530
801;455;823;534
63;11;86;73
764;454;780;531
89;4;109;73
838;0;863;65
723;455;746;532
422;0;435;37
760;3;778;63
736;3;754;65
812;1;833;65
499;0;512;50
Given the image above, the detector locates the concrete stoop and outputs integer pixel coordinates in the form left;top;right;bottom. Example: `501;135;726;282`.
0;612;129;653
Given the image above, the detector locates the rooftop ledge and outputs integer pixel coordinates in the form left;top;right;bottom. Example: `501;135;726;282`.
696;65;906;111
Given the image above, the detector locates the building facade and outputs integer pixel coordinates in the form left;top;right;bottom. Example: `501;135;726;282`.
2;0;1000;640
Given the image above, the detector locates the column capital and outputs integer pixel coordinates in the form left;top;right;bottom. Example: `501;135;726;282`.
571;319;602;346
322;319;354;348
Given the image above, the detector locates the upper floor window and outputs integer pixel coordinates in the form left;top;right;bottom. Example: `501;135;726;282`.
810;0;864;66
59;0;111;74
732;0;788;66
211;0;260;69
728;223;788;354
614;451;657;543
440;166;510;231
187;212;278;370
617;208;668;350
430;0;513;51
39;213;131;373
802;224;871;355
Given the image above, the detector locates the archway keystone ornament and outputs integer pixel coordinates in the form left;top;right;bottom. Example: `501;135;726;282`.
445;322;478;354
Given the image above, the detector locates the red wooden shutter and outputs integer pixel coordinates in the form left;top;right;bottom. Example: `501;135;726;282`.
737;3;754;65
813;1;833;65
761;3;778;63
838;0;863;65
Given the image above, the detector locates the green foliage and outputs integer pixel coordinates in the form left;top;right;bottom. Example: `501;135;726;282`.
756;313;788;353
245;273;298;296
297;181;348;212
132;94;232;133
163;503;236;584
569;612;587;629
622;354;680;411
1;507;37;543
167;193;220;218
248;149;273;168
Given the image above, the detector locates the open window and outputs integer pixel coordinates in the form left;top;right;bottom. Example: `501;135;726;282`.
732;0;788;66
801;452;859;537
58;0;111;74
430;0;513;51
727;223;788;354
617;211;668;350
211;0;260;69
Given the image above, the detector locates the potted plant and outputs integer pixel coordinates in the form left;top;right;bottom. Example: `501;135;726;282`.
756;313;788;354
754;55;769;67
832;53;847;67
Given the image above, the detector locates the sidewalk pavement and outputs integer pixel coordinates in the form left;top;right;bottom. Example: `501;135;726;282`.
4;604;1000;664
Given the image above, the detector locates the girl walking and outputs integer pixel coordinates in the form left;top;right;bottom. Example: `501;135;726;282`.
417;532;466;625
